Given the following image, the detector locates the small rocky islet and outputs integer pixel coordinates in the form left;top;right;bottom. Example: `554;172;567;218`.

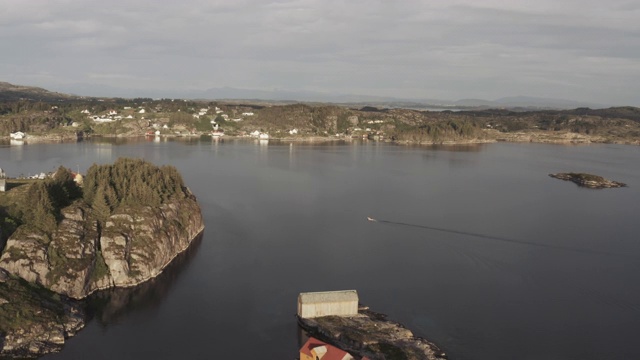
299;309;448;360
0;158;204;358
549;172;627;189
297;290;447;360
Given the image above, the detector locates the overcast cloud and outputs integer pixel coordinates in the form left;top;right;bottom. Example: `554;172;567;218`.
1;0;639;104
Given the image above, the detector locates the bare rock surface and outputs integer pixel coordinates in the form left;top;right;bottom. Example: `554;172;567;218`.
549;173;627;189
299;309;448;360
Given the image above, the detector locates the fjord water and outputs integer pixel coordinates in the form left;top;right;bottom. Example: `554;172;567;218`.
2;139;639;360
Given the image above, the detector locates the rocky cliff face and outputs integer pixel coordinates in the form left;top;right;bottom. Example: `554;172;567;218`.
0;195;203;300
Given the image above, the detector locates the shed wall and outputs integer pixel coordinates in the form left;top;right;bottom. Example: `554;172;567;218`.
298;300;358;318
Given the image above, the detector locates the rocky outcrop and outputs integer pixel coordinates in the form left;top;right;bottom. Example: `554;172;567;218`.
549;173;627;189
0;269;84;359
298;309;448;360
0;195;204;299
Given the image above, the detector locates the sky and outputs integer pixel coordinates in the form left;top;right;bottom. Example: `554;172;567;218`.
1;0;639;105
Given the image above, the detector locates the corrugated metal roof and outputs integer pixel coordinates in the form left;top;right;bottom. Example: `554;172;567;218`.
299;290;358;304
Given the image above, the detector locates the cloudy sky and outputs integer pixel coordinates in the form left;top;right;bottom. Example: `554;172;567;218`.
1;0;639;105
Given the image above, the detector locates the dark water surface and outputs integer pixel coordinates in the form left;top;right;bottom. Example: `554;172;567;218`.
1;138;639;360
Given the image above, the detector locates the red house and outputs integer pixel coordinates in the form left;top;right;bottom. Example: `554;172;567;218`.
299;337;356;360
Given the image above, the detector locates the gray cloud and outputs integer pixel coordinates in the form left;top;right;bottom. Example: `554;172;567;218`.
0;0;639;105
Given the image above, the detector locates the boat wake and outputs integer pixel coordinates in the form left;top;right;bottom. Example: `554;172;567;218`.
366;217;626;258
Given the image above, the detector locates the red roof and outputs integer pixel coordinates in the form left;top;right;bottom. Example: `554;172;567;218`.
300;337;353;360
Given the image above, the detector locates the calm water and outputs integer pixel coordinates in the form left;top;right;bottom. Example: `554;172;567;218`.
1;138;639;360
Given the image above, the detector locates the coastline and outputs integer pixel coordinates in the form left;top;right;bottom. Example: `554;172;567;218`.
4;130;639;146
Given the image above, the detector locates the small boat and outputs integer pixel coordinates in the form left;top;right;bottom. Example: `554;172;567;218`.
367;217;377;222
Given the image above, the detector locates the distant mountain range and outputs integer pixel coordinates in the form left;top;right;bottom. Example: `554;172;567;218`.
2;81;608;110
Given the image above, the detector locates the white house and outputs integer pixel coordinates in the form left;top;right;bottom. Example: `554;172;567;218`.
289;128;298;135
259;133;270;139
10;132;25;140
250;130;261;137
139;109;146;114
81;109;91;114
242;112;254;116
126;115;133;119
108;110;118;116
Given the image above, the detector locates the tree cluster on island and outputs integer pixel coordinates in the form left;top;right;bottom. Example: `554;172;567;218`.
1;158;189;242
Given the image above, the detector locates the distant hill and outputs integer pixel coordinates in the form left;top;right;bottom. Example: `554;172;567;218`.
2;81;610;110
0;82;76;101
494;96;602;109
453;96;603;110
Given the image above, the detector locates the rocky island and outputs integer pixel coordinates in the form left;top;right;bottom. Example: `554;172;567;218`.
0;158;204;357
297;290;447;360
549;173;627;189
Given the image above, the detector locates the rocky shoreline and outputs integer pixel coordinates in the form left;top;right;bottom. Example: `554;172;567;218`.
298;308;448;360
0;269;85;359
549;173;627;189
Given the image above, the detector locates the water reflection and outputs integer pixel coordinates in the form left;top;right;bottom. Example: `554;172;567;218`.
9;140;24;162
85;233;204;325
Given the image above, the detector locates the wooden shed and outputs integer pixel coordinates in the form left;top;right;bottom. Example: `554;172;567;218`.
297;290;358;319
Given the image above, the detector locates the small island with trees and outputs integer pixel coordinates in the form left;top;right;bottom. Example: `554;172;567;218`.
0;158;204;358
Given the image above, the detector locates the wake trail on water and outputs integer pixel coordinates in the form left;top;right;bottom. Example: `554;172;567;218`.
369;217;627;258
